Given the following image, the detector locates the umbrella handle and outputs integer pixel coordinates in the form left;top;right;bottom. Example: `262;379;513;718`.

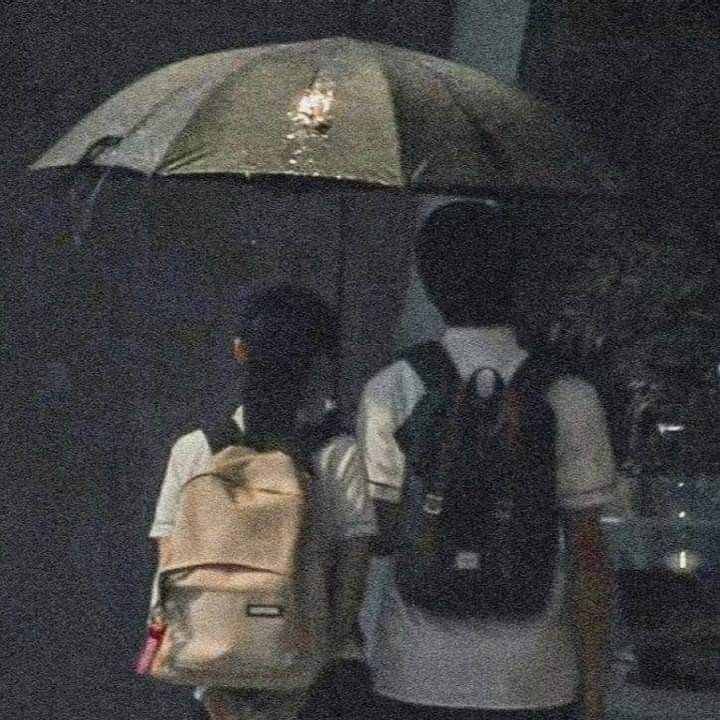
335;192;347;406
70;165;114;246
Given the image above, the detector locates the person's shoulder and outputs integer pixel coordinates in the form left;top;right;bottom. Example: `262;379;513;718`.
545;373;611;441
546;374;603;409
168;427;210;460
367;357;411;383
362;357;414;398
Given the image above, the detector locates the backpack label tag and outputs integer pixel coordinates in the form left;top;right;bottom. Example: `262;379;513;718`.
455;551;480;570
246;604;284;618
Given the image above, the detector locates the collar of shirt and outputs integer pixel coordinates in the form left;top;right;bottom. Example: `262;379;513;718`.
232;405;245;433
442;325;527;381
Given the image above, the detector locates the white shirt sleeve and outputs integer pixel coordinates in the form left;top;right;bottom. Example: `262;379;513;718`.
149;429;211;537
548;376;617;511
317;435;377;538
356;366;409;504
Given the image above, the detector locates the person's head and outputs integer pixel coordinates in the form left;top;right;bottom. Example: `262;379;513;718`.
415;201;518;328
234;284;338;371
233;285;338;436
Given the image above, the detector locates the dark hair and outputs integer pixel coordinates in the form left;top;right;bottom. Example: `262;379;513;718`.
237;285;338;438
416;201;517;327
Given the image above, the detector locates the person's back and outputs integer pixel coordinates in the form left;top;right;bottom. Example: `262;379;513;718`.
357;203;616;720
148;285;374;720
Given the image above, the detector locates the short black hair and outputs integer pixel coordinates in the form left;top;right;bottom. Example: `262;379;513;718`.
235;285;339;439
237;285;339;364
416;201;517;327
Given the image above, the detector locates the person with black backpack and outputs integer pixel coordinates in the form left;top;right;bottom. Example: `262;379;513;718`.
147;286;375;720
356;202;616;720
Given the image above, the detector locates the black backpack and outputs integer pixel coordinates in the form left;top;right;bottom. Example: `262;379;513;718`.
391;341;561;619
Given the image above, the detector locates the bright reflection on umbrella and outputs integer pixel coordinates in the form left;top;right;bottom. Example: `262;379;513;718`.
32;37;620;198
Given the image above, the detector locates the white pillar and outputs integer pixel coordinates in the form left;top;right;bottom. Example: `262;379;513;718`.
452;0;531;85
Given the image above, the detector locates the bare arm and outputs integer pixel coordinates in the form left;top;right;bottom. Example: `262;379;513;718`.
563;506;613;720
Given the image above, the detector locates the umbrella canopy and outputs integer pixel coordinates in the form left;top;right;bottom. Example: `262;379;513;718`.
32;37;619;197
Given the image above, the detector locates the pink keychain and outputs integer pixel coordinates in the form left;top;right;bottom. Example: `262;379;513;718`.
133;617;167;675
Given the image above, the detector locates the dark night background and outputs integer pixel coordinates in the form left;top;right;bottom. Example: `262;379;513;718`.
3;4;453;720
4;2;720;719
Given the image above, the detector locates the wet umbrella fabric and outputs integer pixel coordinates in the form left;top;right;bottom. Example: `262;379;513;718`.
32;37;619;197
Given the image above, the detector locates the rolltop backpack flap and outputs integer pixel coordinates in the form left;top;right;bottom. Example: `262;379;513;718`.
401;365;511;618
395;341;461;475
149;429;329;690
439;367;524;618
440;366;505;480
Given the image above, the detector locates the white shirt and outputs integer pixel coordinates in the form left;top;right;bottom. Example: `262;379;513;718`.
150;405;376;540
357;326;616;710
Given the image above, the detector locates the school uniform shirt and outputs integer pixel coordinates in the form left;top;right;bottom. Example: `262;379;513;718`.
357;326;616;711
150;404;376;541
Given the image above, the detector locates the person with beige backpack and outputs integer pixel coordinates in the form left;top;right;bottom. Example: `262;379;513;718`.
139;286;376;720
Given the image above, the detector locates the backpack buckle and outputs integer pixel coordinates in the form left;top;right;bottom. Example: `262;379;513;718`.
423;493;444;516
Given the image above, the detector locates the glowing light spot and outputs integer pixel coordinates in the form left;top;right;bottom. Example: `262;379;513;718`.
665;549;700;573
658;422;685;435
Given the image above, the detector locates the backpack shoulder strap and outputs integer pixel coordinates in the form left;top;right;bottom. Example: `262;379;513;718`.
508;351;566;397
394;342;462;485
296;408;344;457
205;407;343;476
504;352;562;452
203;416;244;455
399;340;461;396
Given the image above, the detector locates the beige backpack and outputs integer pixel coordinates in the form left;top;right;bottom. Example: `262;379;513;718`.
145;443;331;690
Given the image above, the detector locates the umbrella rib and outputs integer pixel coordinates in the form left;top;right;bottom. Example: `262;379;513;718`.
432;66;511;178
89;55;248;171
84;91;190;173
369;42;414;188
158;147;212;174
121;83;197;140
155;46;284;174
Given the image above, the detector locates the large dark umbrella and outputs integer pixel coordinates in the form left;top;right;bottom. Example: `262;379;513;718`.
32;37;619;197
30;37;621;404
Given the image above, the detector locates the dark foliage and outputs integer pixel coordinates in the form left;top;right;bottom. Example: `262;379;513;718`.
513;199;720;472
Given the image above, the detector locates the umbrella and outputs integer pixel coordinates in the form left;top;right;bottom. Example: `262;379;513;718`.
32;36;620;197
30;37;622;408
